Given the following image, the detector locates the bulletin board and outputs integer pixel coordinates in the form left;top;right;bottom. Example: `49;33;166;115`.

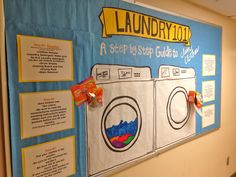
3;0;222;177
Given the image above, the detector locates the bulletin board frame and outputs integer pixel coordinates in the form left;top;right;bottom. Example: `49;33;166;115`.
0;0;12;176
1;0;222;177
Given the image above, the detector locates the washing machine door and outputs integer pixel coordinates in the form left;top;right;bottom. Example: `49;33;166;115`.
155;77;196;149
101;96;142;152
87;80;154;176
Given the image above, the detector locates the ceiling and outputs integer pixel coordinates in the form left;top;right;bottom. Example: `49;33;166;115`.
188;0;236;20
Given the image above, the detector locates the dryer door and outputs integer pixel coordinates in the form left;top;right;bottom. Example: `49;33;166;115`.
155;77;196;150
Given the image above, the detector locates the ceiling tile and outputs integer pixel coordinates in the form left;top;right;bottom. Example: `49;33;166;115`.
188;0;236;16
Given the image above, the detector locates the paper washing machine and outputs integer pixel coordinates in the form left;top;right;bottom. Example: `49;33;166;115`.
87;64;154;176
155;65;196;150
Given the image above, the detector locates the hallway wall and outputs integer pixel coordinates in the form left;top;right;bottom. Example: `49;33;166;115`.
110;0;236;177
1;0;236;177
0;0;7;176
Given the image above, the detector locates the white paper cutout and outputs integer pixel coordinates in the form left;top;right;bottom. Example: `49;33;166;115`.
87;64;153;175
155;77;196;149
202;104;215;128
202;55;216;76
202;80;215;103
87;81;154;175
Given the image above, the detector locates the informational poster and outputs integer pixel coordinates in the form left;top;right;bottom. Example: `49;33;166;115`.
202;55;216;76
22;136;76;177
202;104;215;128
202;80;215;103
4;0;222;177
19;90;74;139
17;35;74;82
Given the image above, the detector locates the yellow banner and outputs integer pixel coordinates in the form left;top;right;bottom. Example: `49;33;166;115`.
99;8;192;46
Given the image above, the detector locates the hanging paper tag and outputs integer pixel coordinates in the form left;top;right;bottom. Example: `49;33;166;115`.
70;76;103;107
70;77;96;106
188;91;203;116
193;104;202;117
87;87;103;107
195;92;203;109
188;91;196;103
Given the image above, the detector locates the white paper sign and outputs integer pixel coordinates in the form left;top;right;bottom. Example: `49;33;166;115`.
22;136;76;177
202;80;215;103
19;90;74;139
17;35;74;82
202;54;216;76
202;104;215;128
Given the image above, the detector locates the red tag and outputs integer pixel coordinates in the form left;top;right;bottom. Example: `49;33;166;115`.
188;91;196;103
70;77;96;106
188;91;203;109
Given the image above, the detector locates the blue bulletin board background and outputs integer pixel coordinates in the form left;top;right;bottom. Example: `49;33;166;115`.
4;0;221;176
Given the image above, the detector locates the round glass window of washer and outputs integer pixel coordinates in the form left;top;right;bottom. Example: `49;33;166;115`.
101;96;142;152
166;87;190;130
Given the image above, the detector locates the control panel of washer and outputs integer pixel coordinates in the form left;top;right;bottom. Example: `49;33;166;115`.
91;64;152;84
